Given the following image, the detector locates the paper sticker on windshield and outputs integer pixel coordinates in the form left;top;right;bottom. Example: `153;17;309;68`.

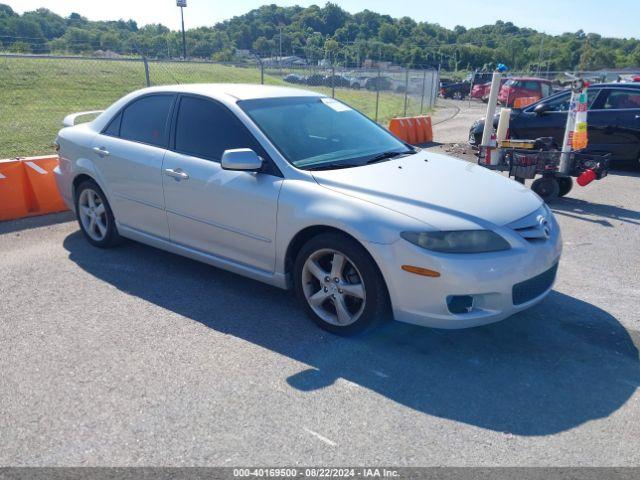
321;98;351;112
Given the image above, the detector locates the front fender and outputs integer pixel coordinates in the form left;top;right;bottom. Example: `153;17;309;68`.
274;179;426;275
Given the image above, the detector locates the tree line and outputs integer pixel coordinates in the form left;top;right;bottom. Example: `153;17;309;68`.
1;2;639;71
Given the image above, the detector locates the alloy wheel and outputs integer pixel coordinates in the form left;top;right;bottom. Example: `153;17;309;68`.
301;249;366;326
78;188;108;242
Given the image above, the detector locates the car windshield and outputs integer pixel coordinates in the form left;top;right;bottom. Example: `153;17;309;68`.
238;96;412;170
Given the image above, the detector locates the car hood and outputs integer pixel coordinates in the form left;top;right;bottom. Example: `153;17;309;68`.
311;151;542;230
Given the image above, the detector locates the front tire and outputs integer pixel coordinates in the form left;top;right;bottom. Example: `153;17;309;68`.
75;179;121;248
294;233;390;336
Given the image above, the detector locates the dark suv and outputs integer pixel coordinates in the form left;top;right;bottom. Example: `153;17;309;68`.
469;83;640;165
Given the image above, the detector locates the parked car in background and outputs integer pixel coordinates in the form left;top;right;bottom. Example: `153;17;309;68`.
55;84;561;335
442;71;493;100
441;80;470;99
348;76;368;89
498;77;553;107
305;73;325;86
471;78;507;102
469;83;640;165
283;73;305;84
364;76;392;91
471;71;493;86
323;74;351;88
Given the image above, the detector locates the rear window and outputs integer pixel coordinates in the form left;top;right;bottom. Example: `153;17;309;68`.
522;81;540;90
119;94;174;148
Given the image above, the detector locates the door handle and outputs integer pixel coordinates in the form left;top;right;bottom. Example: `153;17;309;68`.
92;146;110;157
635;114;640;119
164;168;189;180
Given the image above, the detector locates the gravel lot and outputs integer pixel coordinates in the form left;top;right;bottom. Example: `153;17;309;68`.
1;100;639;466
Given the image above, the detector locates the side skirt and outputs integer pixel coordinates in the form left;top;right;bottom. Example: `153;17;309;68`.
117;224;289;290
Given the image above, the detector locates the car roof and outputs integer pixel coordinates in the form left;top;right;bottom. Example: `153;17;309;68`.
508;77;551;83
135;83;323;101
591;82;640;89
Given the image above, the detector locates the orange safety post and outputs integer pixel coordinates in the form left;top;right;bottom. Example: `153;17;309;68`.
0;159;35;221
21;155;68;215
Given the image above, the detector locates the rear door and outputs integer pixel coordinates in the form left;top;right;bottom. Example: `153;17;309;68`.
587;88;640;162
162;95;283;272
513;89;601;146
92;93;176;238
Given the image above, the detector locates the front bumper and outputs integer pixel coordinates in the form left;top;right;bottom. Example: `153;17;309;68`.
367;224;562;329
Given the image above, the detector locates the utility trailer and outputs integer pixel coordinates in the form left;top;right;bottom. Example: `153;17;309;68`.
476;71;609;201
477;138;609;200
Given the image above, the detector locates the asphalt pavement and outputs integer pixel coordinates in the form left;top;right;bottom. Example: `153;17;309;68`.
1;100;639;466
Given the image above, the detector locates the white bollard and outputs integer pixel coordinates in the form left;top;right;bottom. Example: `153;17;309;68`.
480;71;503;148
496;108;511;144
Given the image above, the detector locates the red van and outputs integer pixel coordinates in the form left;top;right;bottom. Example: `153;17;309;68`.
498;77;553;107
471;78;507;102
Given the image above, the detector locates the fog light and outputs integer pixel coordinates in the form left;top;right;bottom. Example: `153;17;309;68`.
447;295;474;314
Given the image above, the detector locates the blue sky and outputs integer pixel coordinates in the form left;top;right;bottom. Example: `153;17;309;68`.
11;0;640;39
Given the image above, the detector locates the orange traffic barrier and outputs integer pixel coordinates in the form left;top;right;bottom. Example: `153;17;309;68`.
0;155;69;222
388;118;405;140
22;155;68;215
0;159;34;221
513;96;539;109
388;115;433;144
403;118;418;144
416;116;433;143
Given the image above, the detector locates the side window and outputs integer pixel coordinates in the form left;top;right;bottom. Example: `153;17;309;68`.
543;89;600;112
602;90;640;110
103;112;121;137
174;96;265;161
119;95;174;147
545;93;571;111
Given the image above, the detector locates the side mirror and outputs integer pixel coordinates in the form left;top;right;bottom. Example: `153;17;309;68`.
221;148;263;172
533;103;549;115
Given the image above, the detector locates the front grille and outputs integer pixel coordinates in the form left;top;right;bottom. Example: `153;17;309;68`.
512;263;558;305
513;224;548;242
508;207;552;242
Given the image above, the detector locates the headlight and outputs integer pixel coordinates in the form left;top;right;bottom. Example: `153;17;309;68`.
401;230;510;253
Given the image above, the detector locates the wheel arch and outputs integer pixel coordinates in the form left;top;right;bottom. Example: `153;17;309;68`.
72;173;96;200
284;225;388;297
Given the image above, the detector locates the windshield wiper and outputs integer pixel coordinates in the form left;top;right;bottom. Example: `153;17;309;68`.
305;162;360;171
365;148;417;165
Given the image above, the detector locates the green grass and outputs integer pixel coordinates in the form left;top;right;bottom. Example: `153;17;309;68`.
0;56;427;158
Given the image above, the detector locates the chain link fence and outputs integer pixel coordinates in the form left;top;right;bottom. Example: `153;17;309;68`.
0;53;439;158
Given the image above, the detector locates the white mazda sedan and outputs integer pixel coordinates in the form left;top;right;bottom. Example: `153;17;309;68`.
55;84;561;335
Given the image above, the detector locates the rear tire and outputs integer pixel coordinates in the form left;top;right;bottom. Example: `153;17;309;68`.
557;177;573;197
531;177;560;202
75;179;122;248
293;233;390;336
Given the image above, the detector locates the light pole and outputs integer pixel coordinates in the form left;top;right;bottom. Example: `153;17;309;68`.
177;0;187;59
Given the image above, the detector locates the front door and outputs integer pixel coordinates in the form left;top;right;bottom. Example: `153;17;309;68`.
162;95;283;272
